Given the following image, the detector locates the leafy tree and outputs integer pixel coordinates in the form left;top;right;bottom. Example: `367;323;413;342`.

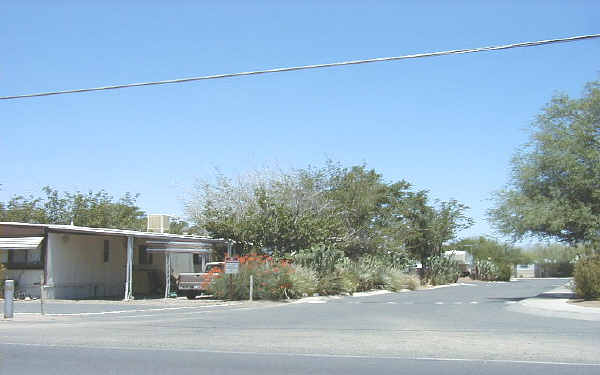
167;218;190;234
453;236;530;266
402;193;473;267
186;162;473;261
488;81;600;249
525;243;581;264
186;167;343;254
0;186;146;230
324;163;414;257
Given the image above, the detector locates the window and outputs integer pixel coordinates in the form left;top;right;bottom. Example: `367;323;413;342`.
103;240;110;263
7;248;42;268
193;254;201;265
139;245;152;265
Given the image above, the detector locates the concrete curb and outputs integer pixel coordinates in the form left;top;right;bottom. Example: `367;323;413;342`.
509;284;600;321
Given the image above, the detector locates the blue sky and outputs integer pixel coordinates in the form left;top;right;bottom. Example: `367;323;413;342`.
1;1;599;241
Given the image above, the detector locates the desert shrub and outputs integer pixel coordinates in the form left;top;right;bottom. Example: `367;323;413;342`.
287;265;318;298
292;245;346;275
336;256;417;292
212;248;421;300
314;272;347;296
573;256;600;300
475;260;512;281
337;256;381;292
497;263;513;281
209;254;296;300
425;255;460;286
385;269;420;291
475;260;497;280
338;269;360;294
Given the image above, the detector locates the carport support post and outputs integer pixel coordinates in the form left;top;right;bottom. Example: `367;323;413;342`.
4;280;14;319
124;235;133;301
164;252;171;299
249;275;253;301
40;273;45;316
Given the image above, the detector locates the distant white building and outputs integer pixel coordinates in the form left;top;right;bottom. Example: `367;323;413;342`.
443;250;474;275
0;222;227;299
515;264;535;278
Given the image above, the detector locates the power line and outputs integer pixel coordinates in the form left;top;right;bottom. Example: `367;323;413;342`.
2;33;599;101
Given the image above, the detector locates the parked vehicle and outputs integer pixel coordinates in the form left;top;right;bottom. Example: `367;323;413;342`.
177;262;224;299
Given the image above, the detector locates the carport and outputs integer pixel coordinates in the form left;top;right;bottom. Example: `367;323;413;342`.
141;239;230;299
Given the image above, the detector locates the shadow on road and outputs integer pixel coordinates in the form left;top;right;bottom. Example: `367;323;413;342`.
487;297;529;302
487;291;576;303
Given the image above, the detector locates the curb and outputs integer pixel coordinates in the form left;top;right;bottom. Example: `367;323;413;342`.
509;284;600;321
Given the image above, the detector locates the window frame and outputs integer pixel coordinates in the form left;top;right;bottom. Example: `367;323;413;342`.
103;239;110;263
6;248;43;269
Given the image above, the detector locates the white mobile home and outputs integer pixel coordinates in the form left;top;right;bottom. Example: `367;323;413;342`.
0;222;227;299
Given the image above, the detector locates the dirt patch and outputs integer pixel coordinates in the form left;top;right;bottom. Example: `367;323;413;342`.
568;299;600;308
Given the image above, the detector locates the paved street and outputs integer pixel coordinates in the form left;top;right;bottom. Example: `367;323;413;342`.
2;279;599;374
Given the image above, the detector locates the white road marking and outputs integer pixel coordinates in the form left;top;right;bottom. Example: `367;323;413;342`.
18;303;242;317
2;342;598;367
470;301;479;304
435;302;444;305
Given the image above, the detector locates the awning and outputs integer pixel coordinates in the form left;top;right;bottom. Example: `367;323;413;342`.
0;236;44;250
145;240;213;254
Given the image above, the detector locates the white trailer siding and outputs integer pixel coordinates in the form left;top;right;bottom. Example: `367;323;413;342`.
46;233;127;299
4;269;43;298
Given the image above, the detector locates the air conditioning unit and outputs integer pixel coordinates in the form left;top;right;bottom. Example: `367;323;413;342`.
147;214;170;233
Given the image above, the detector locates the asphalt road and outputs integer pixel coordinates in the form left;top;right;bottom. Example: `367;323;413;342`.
2;278;599;374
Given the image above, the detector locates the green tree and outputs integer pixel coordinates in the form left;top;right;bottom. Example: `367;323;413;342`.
186;162;473;261
186;167;344;254
0;187;146;230
488;80;600;249
402;193;473;267
453;236;530;265
324;163;413;257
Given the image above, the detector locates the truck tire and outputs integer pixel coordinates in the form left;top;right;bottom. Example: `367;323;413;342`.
186;291;198;300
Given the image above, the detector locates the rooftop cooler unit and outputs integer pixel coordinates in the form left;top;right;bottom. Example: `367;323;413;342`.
147;214;170;233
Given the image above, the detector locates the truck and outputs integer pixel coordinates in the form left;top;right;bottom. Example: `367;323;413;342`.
176;262;224;299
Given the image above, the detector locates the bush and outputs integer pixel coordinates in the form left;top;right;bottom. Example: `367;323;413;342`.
497;263;513;281
314;272;348;296
292;245;346;275
573;256;600;300
287;265;318;298
385;269;420;291
425;255;460;286
211;249;421;300
209;255;296;300
475;260;512;281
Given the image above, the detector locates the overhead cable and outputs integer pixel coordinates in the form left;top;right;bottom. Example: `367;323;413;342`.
1;33;599;101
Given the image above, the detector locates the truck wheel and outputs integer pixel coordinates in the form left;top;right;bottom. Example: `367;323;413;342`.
186;292;197;300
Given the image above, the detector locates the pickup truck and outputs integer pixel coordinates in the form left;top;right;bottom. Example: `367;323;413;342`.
177;262;224;299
